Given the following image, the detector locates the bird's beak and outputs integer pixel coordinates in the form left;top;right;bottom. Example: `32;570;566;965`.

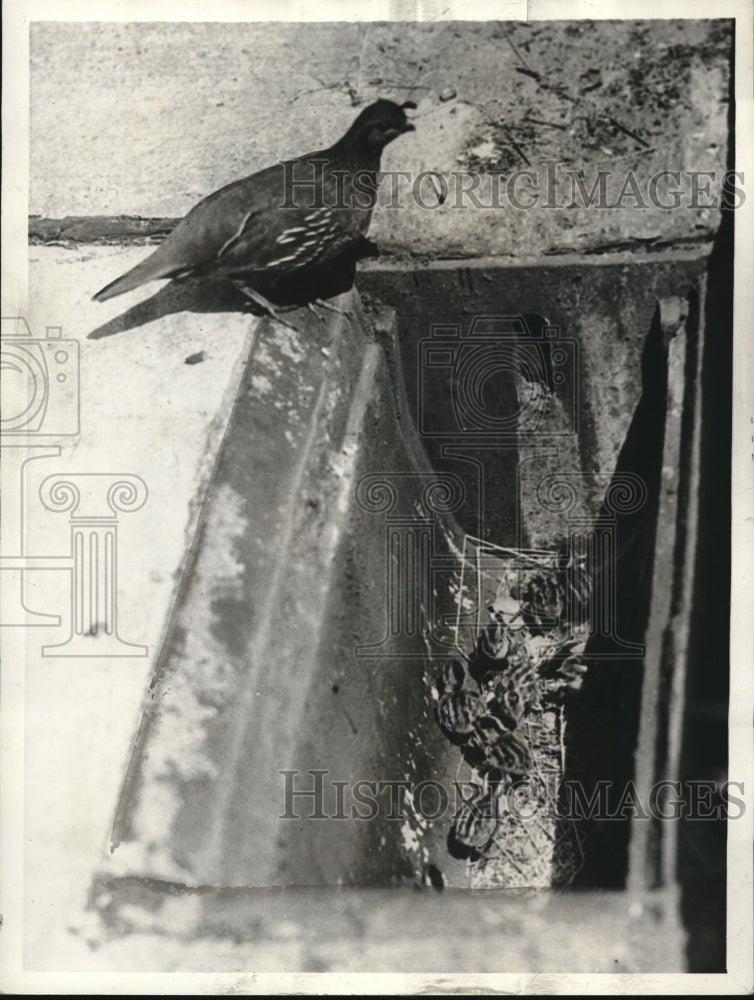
385;123;415;141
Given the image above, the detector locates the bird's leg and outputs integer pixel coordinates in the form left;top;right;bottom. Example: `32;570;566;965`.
307;301;327;322
311;297;354;321
232;281;298;331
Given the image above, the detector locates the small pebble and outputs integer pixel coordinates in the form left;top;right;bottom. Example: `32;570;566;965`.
185;351;206;365
439;87;457;102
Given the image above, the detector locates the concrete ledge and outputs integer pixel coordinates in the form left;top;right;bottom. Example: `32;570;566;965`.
29;215;176;244
85;883;684;973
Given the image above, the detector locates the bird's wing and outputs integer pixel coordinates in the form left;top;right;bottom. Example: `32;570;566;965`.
214;205;344;274
145;162;286;278
145;156;361;278
92;163;287;301
211;158;366;275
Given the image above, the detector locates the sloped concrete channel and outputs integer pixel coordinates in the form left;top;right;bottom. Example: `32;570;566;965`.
87;242;728;969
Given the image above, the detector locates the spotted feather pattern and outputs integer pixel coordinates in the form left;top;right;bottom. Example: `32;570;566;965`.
451;785;500;853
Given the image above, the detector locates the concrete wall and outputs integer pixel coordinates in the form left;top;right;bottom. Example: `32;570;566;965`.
31;20;730;253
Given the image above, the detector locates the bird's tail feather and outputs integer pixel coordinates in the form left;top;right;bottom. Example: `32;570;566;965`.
92;253;177;302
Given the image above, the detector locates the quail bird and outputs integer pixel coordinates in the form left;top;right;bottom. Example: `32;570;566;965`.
93;99;416;322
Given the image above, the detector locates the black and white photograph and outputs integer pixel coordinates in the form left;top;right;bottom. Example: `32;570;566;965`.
1;0;752;993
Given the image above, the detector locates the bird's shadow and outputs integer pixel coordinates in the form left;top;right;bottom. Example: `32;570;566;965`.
88;238;380;340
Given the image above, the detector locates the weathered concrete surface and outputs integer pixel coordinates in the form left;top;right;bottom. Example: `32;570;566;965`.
30;21;731;256
107;291;392;889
